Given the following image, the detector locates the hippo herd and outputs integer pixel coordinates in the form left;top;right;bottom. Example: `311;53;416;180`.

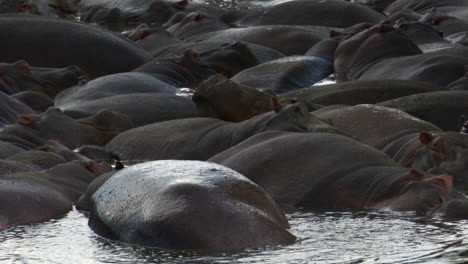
0;0;468;253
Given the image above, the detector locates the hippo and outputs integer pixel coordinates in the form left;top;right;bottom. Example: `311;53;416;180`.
88;160;296;251
193;74;281;122
0;14;152;79
394;19;446;45
78;0;190;30
255;0;385;28
313;104;442;149
133;50;217;87
58;93;197;127
382;131;468;186
105;102;338;161
0;91;35;127
12;91;54;112
165;10;230;40
54;72;178;109
281;80;441;109
190;25;330;56
156;40;283;66
378;90;468;131
0;160;110;228
385;0;468;21
0;0;76;18
0;60;87;98
335;24;468;86
0;141;25;159
0;108;133;150
231;55;333;94
209;131;462;217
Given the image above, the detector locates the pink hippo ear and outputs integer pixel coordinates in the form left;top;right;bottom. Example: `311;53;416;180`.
14;60;32;73
419;132;434;145
408;169;425;182
16;114;40;127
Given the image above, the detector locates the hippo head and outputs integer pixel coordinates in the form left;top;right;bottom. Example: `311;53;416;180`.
386;170;453;216
128;0;188;27
199;42;260;77
334;23;422;81
264;102;339;133
397;132;468;185
193;74;278;122
397;132;447;172
0;60;43;95
17;107;112;149
21;0;76;18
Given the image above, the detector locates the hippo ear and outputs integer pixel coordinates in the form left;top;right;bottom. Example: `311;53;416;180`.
272;97;282;113
429;174;453;191
173;0;188;10
408;169;425;182
17;114;40;127
419;132;434;145
14;60;31;73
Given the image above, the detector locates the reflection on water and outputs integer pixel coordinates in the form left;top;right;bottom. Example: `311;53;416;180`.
2;209;468;264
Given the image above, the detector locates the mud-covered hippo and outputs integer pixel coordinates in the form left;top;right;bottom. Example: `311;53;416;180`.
88;160;295;251
193;74;281;122
209;131;461;217
0;14;152;79
106;102;338;161
0;160;109;228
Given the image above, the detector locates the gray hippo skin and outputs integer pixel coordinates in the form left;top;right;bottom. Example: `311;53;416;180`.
0;14;152;79
256;0;385;28
106;102;338;161
59;93;197;127
281;80;441;108
54;72;177;108
231;55;333;94
0;108;133;150
190;25;329;56
88;160;295;251
0;91;35;127
378;91;468;131
383;131;468;186
209;131;460;217
0;60;87;98
313;104;442;149
0;160;109;228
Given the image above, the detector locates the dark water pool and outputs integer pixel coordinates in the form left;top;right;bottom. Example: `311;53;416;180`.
2;208;468;263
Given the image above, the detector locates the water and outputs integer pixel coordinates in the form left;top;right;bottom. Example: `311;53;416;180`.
2;208;468;263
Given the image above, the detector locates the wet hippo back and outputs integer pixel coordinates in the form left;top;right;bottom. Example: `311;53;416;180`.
0;14;152;78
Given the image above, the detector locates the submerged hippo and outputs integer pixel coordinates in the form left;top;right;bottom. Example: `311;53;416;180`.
0;160;109;228
209;131;461;217
88;160;296;251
